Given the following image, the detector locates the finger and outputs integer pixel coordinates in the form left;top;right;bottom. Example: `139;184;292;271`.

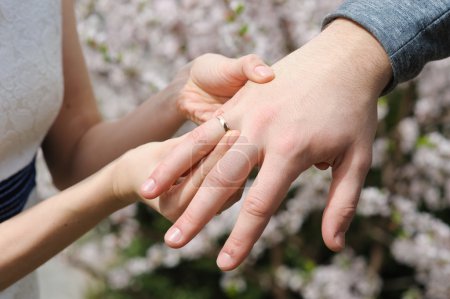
164;138;259;248
191;103;222;125
231;54;275;84
217;182;246;214
216;155;304;271
185;131;241;190
140;118;226;199
321;149;371;252
158;130;240;221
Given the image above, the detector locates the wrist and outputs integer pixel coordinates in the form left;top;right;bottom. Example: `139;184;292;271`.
274;18;392;101
320;18;392;95
164;63;192;121
60;163;127;220
159;84;186;122
99;162;131;212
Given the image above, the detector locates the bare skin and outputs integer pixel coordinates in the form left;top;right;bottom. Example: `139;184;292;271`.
43;1;274;189
0;0;275;289
142;18;392;271
0;130;236;289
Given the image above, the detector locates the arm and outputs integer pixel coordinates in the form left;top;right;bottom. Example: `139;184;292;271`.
42;0;186;189
0;128;237;289
43;1;274;189
0;164;119;289
324;0;450;92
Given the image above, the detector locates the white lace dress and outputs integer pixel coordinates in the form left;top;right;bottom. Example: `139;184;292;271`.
0;0;63;298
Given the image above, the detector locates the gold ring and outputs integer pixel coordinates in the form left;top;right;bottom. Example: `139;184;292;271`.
216;115;230;132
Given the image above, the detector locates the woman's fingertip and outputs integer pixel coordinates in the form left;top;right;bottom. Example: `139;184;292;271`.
141;178;156;198
334;232;346;250
254;65;274;78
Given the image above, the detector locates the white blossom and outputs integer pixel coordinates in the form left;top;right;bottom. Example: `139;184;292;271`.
31;0;450;296
357;187;391;217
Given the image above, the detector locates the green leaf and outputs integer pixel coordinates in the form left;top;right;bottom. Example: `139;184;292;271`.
416;135;436;149
234;3;245;15
238;24;248;36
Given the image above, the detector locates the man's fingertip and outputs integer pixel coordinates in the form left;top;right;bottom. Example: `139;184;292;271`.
334;232;346;250
217;251;235;271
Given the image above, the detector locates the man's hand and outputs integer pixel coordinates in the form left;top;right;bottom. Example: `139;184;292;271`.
141;19;392;271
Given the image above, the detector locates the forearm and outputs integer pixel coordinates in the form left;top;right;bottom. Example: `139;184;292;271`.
323;0;450;92
55;83;186;188
0;164;123;289
269;19;391;103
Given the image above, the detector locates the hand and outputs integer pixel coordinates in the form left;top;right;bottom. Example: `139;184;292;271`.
141;19;392;270
173;53;275;124
112;125;240;222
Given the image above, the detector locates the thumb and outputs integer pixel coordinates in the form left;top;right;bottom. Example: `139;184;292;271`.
321;148;371;251
227;54;274;84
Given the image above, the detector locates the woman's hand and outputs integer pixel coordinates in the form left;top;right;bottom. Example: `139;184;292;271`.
112;124;240;221
174;54;275;124
0;127;241;288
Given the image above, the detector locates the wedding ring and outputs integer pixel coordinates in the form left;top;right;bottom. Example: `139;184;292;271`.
216;115;230;132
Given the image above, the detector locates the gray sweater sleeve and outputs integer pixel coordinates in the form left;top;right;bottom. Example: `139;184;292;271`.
323;0;450;93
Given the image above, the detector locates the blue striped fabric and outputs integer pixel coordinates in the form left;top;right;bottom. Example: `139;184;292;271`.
0;157;36;223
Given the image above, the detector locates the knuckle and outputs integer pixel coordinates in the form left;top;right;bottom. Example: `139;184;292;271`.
354;150;373;175
243;192;270;218
276;137;297;156
273;131;304;159
190;126;207;144
243;54;260;64
205;170;229;188
337;205;357;222
180;209;202;228
226;234;247;253
245;106;275;139
254;105;277;124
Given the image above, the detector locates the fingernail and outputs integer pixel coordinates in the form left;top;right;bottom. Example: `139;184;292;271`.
141;179;156;194
217;251;233;269
254;65;273;77
165;227;182;244
335;232;346;249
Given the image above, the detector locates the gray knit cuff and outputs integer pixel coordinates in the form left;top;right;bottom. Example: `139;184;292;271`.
323;0;450;94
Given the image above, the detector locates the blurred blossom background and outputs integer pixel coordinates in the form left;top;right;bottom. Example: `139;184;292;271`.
36;0;450;298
